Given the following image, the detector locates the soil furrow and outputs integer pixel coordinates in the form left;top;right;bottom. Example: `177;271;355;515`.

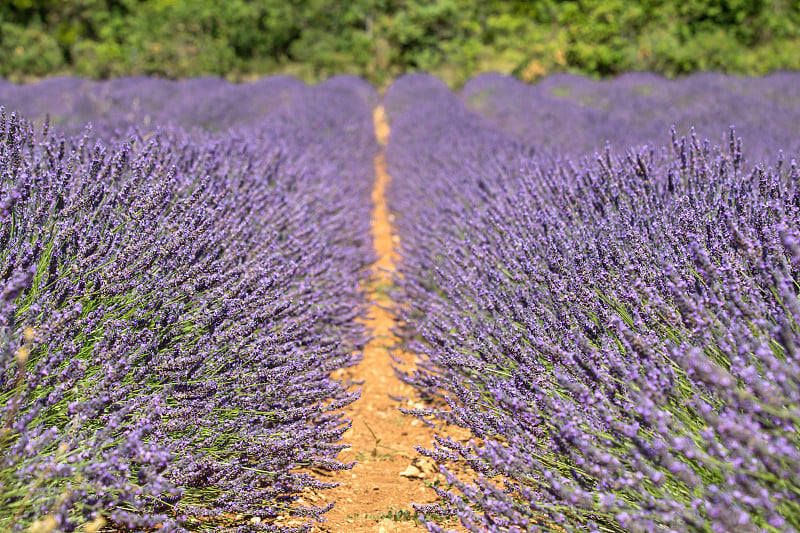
302;106;468;533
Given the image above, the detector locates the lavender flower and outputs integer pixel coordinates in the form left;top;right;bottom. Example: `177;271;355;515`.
387;74;800;532
0;76;377;531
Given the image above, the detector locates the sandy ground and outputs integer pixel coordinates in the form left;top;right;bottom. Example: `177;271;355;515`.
297;106;470;533
196;106;471;533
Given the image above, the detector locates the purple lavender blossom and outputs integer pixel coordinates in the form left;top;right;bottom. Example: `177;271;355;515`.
388;74;800;532
0;77;376;531
463;71;800;161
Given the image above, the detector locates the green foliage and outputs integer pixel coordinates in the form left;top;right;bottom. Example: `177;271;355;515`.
0;0;799;85
0;21;63;78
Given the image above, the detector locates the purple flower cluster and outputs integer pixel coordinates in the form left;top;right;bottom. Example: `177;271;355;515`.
0;75;376;136
463;71;800;161
1;77;376;531
386;74;800;532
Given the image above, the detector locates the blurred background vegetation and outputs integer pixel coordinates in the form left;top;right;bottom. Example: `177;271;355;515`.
1;0;799;87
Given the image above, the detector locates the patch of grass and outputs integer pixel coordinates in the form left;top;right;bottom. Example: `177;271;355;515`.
346;506;418;523
355;421;397;461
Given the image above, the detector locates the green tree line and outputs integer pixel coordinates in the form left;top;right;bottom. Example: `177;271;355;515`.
1;0;799;86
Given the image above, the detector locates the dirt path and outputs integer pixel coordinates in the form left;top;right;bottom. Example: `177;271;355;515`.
294;106;468;532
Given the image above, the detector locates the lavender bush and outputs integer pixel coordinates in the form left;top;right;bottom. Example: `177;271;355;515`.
0;78;376;531
0;75;310;136
387;75;800;532
463;72;800;161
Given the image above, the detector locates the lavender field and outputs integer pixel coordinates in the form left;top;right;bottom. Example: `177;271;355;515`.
388;73;800;532
1;77;377;531
2;72;800;532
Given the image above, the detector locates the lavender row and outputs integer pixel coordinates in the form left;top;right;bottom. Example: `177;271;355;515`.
386;74;800;532
0;78;376;531
462;71;800;162
0;75;378;138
